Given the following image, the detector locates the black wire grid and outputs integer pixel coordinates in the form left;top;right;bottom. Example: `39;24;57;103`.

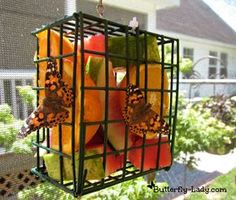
31;12;179;197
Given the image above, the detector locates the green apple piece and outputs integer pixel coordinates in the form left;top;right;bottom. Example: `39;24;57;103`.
85;56;113;87
64;150;105;180
108;34;160;67
43;153;61;181
43;150;105;181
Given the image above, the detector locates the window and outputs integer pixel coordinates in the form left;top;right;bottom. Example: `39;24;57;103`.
220;53;228;78
182;48;194;78
208;51;217;79
183;48;194;61
208;51;228;79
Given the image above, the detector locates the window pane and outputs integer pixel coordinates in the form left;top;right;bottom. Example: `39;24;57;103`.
220;68;227;79
208;67;217;79
220;53;228;67
183;48;194;61
209;51;217;65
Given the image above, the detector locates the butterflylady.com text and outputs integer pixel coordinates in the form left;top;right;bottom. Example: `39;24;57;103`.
148;184;227;194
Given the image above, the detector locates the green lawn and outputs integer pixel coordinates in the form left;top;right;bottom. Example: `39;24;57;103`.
187;167;236;200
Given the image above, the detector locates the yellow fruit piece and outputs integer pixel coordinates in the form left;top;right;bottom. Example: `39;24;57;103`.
119;64;169;139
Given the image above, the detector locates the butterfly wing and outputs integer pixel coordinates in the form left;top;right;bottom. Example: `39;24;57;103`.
17;59;72;138
17;104;69;139
122;84;170;136
45;60;73;107
122;84;145;124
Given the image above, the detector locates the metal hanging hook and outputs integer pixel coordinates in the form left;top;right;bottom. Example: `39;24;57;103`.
96;0;104;18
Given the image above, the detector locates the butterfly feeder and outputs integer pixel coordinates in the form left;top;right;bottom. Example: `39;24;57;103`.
20;11;179;197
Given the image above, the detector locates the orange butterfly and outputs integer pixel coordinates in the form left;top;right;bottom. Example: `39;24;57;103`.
122;84;170;136
18;59;73;138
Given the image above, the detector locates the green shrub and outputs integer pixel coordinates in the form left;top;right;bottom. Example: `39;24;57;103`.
174;95;235;168
0;104;22;151
0;103;35;153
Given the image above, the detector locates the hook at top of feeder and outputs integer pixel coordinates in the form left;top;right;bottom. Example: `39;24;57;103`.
96;0;104;18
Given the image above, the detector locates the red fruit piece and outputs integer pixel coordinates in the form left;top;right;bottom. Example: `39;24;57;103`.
83;34;105;64
105;147;124;176
85;126;124;176
128;134;172;171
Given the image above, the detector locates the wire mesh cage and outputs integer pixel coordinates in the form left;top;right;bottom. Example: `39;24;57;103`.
30;12;179;197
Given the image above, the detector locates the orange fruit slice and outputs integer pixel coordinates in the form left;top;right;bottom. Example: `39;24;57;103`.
36;30;102;154
36;29;74;102
119;64;169;139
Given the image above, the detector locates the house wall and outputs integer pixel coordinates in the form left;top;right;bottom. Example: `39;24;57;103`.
75;0;147;29
157;30;236;97
0;0;66;70
179;35;236;79
84;0;180;32
0;1;171;119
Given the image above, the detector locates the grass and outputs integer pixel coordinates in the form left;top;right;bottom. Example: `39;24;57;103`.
187;167;236;200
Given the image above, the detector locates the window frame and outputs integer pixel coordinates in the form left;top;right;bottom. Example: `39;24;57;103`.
208;51;228;79
183;47;194;61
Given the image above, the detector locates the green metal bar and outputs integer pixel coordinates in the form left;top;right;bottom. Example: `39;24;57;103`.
168;41;175;140
135;27;140;86
32;85;176;93
39;128;46;143
102;19;109;184
34;53;75;63
46;129;50;153
46;29;51;155
77;12;86;195
80;167;169;195
144;31;148;101
31;168;75;196
140;31;148;172
59;24;64;184
31;15;75;35
32;142;72;159
140;134;146;172
36;36;40;171
71;14;79;194
80;13;127;30
82;139;171;161
170;39;179;165
122;26;130;180
83;86;175;93
156;35;165;169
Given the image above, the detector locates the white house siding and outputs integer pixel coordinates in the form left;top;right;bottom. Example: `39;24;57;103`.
155;30;236;97
86;0;180;32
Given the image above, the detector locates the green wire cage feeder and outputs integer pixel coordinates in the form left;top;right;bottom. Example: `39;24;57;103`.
29;12;179;197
